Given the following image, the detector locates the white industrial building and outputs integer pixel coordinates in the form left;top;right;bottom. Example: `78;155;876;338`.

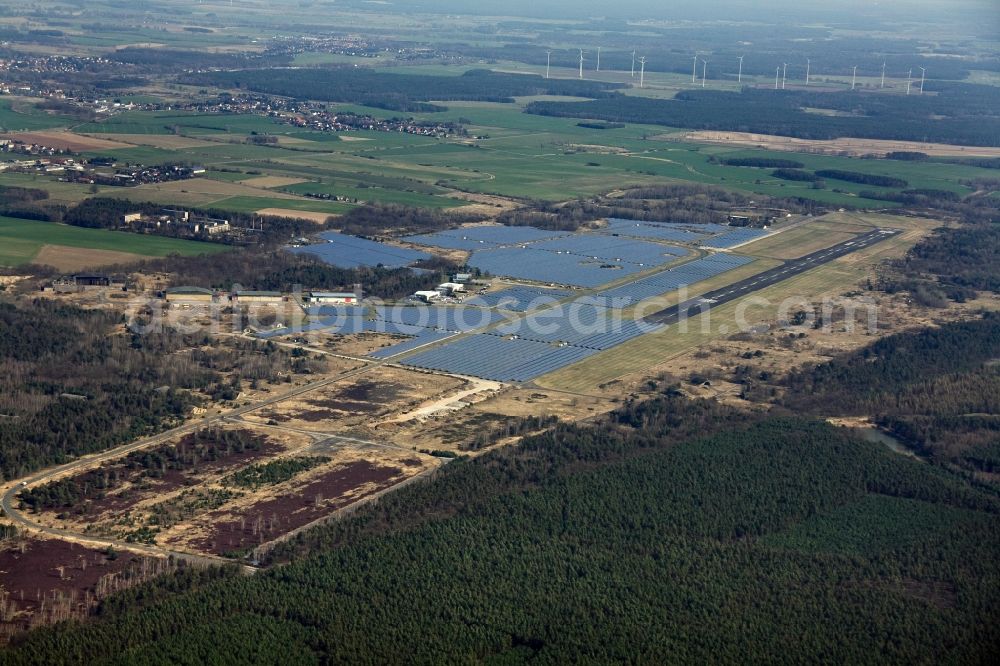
435;282;466;296
305;291;359;304
413;290;443;303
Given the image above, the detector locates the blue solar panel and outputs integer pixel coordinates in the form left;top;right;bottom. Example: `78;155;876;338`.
403;225;569;249
469;247;648;288
700;228;770;248
368;330;457;359
400;233;495;251
531;235;689;267
401;334;602;382
465;286;570;312
254;315;432;339
290;232;431;268
304;305;368;318
602;219;711;242
597;254;755;306
489;302;662;349
373;305;506;332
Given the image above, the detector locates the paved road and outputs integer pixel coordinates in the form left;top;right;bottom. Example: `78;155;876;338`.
644;228;900;326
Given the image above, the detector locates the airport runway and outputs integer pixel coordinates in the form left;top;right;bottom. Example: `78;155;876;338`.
644;228;900;326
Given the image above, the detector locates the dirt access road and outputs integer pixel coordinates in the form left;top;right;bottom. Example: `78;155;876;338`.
0;360;385;572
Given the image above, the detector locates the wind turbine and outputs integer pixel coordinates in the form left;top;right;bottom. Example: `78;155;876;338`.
775;66;780;90
851;65;858;90
692;55;698;84
782;62;787;89
919;66;926;94
596;46;601;72
545;50;552;79
639;56;647;88
737;55;744;84
631;50;636;78
880;61;886;89
906;68;912;95
579;50;585;79
701;58;708;88
805;58;811;85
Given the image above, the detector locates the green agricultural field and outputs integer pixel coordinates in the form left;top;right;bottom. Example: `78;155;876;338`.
280;180;465;209
206;196;355;215
16;89;997;209
0;98;77;132
0;215;228;266
0;172;104;205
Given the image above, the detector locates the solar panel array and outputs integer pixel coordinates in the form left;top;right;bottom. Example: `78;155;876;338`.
602;219;711;243
304;305;368;318
491;302;661;350
373;305;505;332
401;334;601;382
469;247;648;288
398;233;494;251
597;254;756;306
700;228;770;248
465;286;570;312
255;316;429;339
290;232;431;268
403;225;568;250
531;235;689;267
368;330;457;359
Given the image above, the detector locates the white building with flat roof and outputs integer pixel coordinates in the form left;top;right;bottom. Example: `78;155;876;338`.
413;290;442;303
306;291;359;304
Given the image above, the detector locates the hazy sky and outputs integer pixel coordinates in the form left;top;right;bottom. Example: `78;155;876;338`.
371;0;998;31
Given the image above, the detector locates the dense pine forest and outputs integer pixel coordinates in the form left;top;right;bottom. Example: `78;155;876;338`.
2;390;998;663
781;313;1000;470
180;69;622;112
526;83;1000;146
0;301;311;480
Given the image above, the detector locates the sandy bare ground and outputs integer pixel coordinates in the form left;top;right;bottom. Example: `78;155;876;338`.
275;136;317;146
385;377;502;423
336;135;372;142
94;134;216;149
444;192;521;217
0;131;132;151
238;176;309;188
132;178;300;200
33;245;146;271
112;43;166;50
256;207;334;223
668;130;1000;158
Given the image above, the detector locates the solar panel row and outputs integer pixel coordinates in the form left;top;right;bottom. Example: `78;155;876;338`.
491;312;660;350
531;234;689;267
290;232;431;268
700;228;770;248
373;305;505;332
368;330;457;359
465;286;570;312
597;254;756;306
404;225;568;249
469;247;649;288
401;334;600;382
603;218;710;242
304;305;368;318
399;233;493;251
255;316;429;339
